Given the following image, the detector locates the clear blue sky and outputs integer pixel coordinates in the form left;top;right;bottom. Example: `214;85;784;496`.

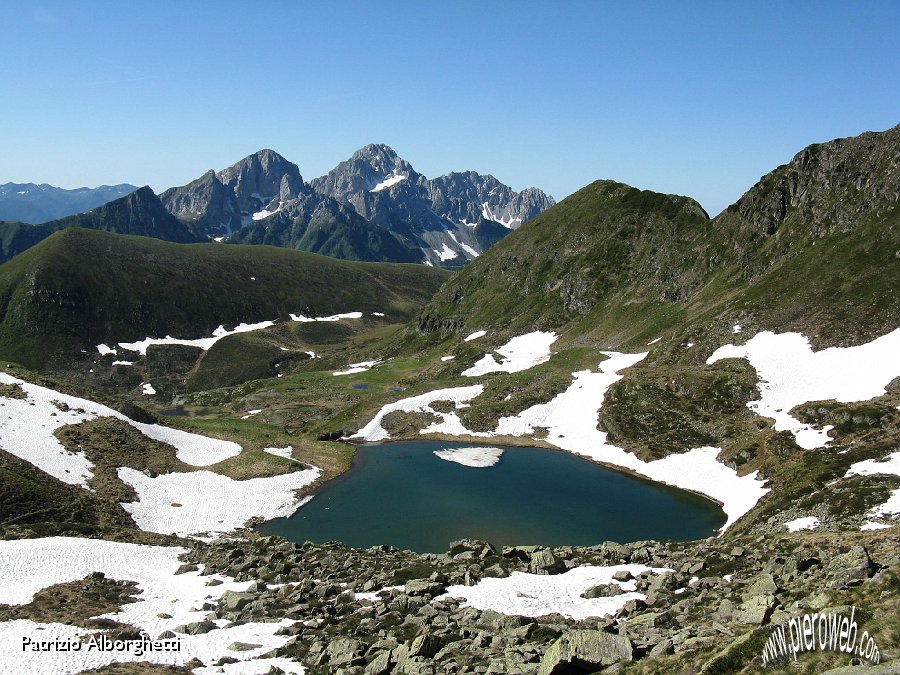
1;1;897;216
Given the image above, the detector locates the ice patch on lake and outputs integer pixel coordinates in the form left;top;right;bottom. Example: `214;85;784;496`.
0;372;241;487
434;446;503;468
462;331;557;377
707;329;900;449
0;537;302;673
118;465;320;538
464;330;486;342
438;564;669;620
785;516;820;532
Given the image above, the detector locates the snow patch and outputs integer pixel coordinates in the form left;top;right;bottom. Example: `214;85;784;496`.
434;446;503;468
438;565;669;620
96;343;116;356
434;243;458;261
707;329;900;449
141;382;156;396
111;360;133;366
441;355;456;362
464;330;486;342
370;171;407;192
785;516;820;532
647;336;663;345
333;359;382;376
462;331;557;377
263;446;296;462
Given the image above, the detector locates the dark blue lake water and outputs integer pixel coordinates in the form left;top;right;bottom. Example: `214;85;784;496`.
258;440;725;552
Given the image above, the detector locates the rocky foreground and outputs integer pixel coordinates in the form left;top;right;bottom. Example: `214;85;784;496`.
157;529;900;674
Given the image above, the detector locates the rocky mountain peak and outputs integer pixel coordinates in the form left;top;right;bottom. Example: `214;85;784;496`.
216;149;303;204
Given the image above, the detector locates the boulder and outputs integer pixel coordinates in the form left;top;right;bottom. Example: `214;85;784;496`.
530;549;564;575
537;630;633;674
582;583;625;599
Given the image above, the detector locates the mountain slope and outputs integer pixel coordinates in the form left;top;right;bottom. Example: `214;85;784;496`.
417;125;899;349
0;182;137;224
225;185;422;263
0;228;450;369
48;186;201;243
0;187;202;263
310;144;555;266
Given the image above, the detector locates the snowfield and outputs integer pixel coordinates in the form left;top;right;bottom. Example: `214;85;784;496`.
462;331;558;377
0;537;304;674
0;373;240;486
118;466;320;538
433;446;504;468
707;329;900;449
438;564;670;620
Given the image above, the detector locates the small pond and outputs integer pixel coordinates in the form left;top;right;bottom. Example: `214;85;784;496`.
258;440;726;552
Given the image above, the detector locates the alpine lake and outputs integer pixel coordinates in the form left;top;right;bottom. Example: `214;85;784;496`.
258;440;726;553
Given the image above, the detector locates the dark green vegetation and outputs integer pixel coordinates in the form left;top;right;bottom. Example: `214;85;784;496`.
0;227;449;369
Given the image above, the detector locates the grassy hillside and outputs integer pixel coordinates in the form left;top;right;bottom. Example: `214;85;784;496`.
0;228;450;369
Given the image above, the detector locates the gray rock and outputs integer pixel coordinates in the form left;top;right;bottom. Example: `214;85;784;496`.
220;591;255;611
537;630;633;674
174;620;217;635
228;642;262;651
405;579;446;597
582;583;624;599
530;550;564;575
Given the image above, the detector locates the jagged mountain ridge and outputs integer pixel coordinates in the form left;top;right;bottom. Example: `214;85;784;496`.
310;143;555;266
0;182;137;224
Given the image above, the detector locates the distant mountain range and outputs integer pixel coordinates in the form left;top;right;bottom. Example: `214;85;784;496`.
0;182;137;224
1;148;553;267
